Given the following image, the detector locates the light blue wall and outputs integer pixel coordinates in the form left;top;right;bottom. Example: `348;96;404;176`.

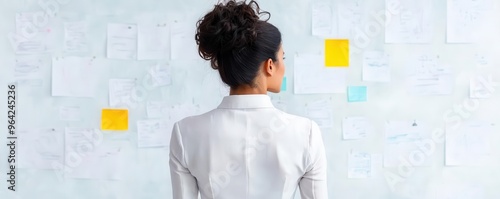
1;0;500;198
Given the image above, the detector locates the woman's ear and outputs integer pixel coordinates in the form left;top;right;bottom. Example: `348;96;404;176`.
265;58;274;76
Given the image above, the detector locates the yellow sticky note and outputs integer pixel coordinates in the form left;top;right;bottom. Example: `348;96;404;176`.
325;39;349;67
101;109;128;131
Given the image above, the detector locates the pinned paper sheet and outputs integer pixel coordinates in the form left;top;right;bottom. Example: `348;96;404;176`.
347;86;367;102
281;76;287;91
101;109;129;131
325;39;349;67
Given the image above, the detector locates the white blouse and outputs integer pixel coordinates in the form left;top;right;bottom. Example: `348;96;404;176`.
169;94;328;199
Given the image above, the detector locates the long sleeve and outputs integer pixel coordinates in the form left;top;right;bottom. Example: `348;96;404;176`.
169;122;199;199
299;121;328;199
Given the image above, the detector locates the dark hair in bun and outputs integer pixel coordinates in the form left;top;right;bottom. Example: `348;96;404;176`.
195;0;282;89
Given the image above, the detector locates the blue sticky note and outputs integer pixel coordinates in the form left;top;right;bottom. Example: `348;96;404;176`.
281;77;287;91
348;86;367;102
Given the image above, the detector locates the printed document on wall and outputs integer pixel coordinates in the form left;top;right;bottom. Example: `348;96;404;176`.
52;56;97;97
109;79;136;107
385;0;433;43
348;150;373;178
107;23;137;60
306;99;334;129
137;119;170;148
294;53;347;94
171;22;198;60
447;0;494;43
12;12;51;54
337;0;364;39
311;2;333;37
406;54;453;96
64;21;89;53
362;51;391;82
18;128;64;169
384;120;432;167
446;121;496;166
64;128;126;180
342;117;371;140
138;23;170;60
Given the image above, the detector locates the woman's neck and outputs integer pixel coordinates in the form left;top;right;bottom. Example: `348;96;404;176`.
229;85;267;95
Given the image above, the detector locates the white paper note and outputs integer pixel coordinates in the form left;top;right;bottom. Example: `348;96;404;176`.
52;56;96;97
18;128;64;169
337;0;364;38
59;106;81;121
170;22;198;60
384;120;432;167
107;23;137;60
306;99;334;129
146;101;169;118
362;51;391;82
446;121;495;166
14;55;42;79
138;23;170;60
312;2;333;37
64;21;89;53
14;12;51;54
109;79;136;107
470;75;494;99
385;0;433;43
137;119;170;148
406;54;453;96
65;128;126;180
149;63;172;87
447;0;493;43
342;117;370;140
348;150;372;178
294;53;347;94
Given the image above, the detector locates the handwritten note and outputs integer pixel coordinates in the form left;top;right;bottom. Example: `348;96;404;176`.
13;12;51;54
342;117;370;139
137;119;170;148
311;2;333;37
107;23;137;60
18;128;64;169
348;86;367;102
65;128;126;180
384;120;432;167
447;0;493;43
14;55;42;79
294;53;347;94
59;106;81;121
385;0;433;43
325;39;349;67
146;101;169;118
64;21;89;53
138;23;170;60
52;56;96;97
149;63;172;87
446;121;495;166
101;109;129;131
362;51;391;82
109;79;136;107
171;22;198;60
406;54;453;96
337;0;364;39
306;99;334;129
348;150;372;178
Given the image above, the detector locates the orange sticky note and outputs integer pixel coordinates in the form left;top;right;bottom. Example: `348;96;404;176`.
101;109;128;131
325;39;349;67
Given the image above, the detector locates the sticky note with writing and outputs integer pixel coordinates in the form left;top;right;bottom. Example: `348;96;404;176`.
325;39;349;67
101;108;128;131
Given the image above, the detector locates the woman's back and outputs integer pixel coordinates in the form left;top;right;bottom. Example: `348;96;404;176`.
170;95;327;198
